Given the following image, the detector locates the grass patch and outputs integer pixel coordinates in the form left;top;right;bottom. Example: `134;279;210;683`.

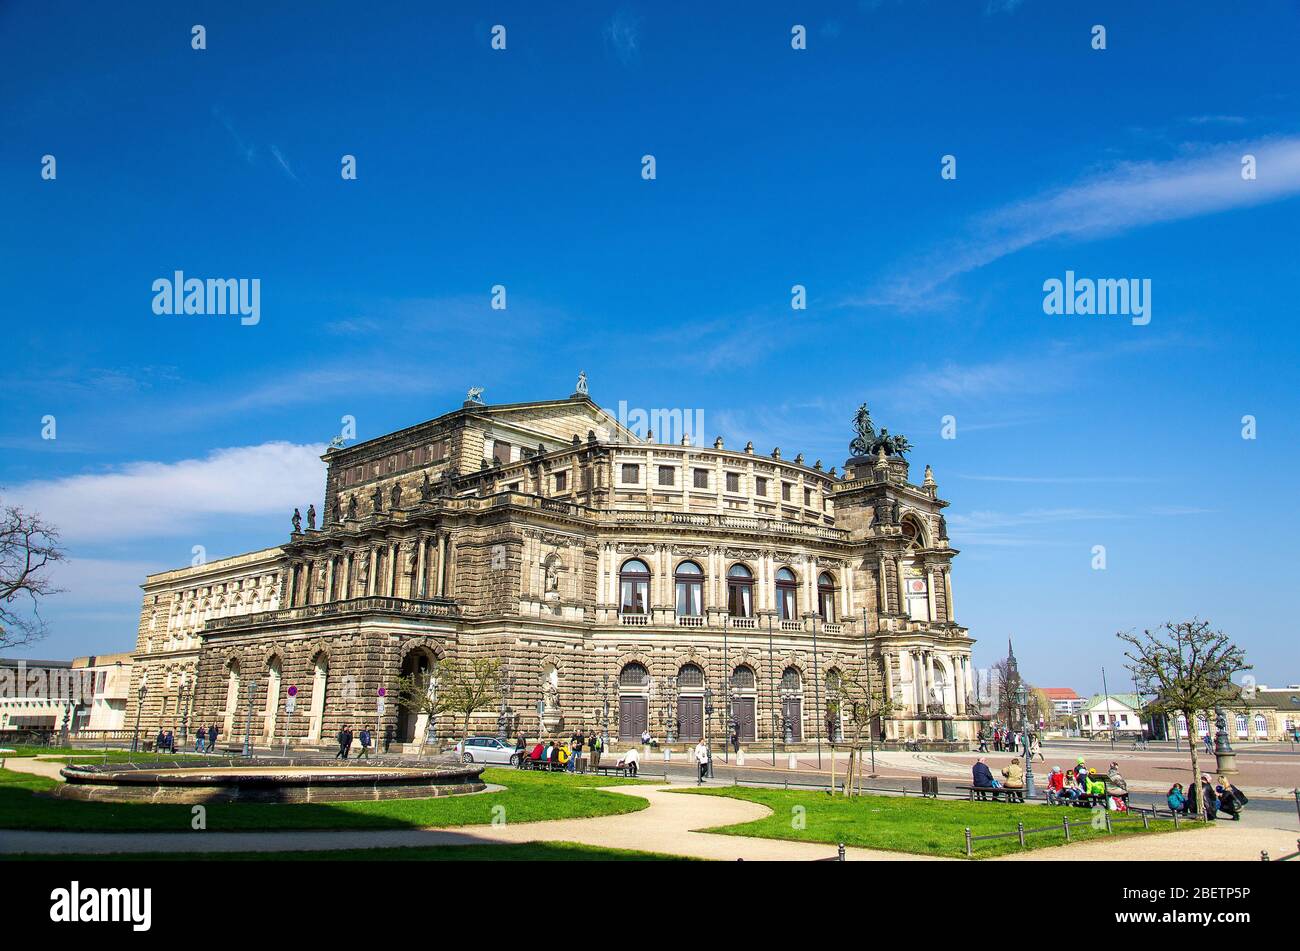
6;841;691;862
0;766;649;833
681;786;1194;859
1;746;154;763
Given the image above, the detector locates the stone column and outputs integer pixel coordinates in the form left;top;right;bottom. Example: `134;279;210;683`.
435;536;447;597
878;557;888;614
926;567;937;622
895;557;907;619
416;537;427;598
944;568;954;622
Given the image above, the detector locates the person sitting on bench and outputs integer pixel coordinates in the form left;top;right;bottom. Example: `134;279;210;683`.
971;757;996;799
1000;757;1026;803
529;742;545;766
617;746;640;776
1045;766;1066;804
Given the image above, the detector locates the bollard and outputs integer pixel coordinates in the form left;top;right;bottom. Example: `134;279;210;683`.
1172;811;1180;830
1141;812;1150;830
837;843;846;862
964;827;973;857
737;750;745;767
1017;821;1025;848
1063;815;1071;843
1104;809;1113;833
1261;851;1270;862
663;748;671;763
787;752;798;771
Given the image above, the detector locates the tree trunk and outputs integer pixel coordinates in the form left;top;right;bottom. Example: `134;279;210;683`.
1186;708;1201;818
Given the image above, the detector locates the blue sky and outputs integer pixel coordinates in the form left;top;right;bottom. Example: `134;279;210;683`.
2;1;1298;693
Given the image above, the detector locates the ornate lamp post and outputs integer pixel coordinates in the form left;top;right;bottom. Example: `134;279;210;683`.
130;681;147;754
704;685;714;778
600;675;612;748
177;682;190;747
1014;683;1035;799
496;665;512;742
666;675;678;745
1213;706;1237;775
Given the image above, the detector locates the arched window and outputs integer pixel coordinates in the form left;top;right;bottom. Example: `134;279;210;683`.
730;666;756;691
1234;713;1248;737
781;666;802;693
727;564;753;618
818;572;836;622
263;656;282;741
307;653;329;742
902;517;926;551
223;660;241;737
1196;715;1210;737
678;663;705;689
1253;714;1267;736
1176;714;1188;737
675;561;703;617
776;567;798;621
619;559;650;615
619;662;650;689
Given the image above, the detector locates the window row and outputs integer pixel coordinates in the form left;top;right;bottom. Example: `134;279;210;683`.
618;559;838;621
618;464;822;505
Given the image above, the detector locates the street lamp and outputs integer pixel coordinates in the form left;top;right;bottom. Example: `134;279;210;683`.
704;685;714;779
130;681;147;754
599;675;611;748
1014;683;1035;799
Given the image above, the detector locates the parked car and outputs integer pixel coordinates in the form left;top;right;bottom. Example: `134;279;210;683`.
454;735;521;766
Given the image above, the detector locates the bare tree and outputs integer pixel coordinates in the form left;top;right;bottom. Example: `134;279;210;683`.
1;499;66;650
438;657;502;743
829;666;896;796
1118;619;1250;809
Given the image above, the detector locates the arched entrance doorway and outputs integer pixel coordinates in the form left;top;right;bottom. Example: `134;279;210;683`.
781;666;804;743
676;663;706;742
617;662;650;741
730;665;757;743
396;648;436;744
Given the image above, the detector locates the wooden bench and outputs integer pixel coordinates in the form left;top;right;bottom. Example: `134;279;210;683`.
956;784;1024;802
521;756;566;771
593;762;636;778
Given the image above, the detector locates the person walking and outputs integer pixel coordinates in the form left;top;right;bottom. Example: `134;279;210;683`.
208;724;219;754
1029;734;1044;763
976;729;988;753
357;727;372;760
195;730;205;753
1202;731;1214;755
693;738;710;784
335;724;350;760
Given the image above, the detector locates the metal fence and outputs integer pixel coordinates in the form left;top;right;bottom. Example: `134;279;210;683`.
964;804;1186;857
1260;839;1300;862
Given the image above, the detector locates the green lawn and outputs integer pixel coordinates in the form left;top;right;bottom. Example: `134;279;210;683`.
681;786;1194;859
1;746;148;762
7;841;691;862
0;766;648;833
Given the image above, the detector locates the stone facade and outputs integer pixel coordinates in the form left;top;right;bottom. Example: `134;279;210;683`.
125;391;980;750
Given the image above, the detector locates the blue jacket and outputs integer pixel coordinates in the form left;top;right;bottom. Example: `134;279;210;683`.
972;762;995;787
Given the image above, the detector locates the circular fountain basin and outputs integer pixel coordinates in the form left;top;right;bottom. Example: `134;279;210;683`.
53;756;486;804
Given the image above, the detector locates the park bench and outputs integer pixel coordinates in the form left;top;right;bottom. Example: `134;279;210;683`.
593;762;636;778
957;784;1024;803
521;756;566;771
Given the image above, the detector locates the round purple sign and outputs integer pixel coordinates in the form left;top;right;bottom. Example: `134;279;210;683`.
287;685;298;697
377;687;386;697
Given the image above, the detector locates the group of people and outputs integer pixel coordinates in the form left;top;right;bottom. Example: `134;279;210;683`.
334;725;373;759
1167;775;1247;821
1043;758;1129;809
976;727;1042;761
153;729;177;753
153;725;224;753
518;731;605;771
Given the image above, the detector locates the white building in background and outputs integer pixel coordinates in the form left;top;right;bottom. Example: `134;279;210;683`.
1079;694;1145;737
0;653;133;735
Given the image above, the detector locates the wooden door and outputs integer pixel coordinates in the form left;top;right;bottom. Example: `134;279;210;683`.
782;697;803;742
734;697;756;742
678;696;704;742
618;697;647;741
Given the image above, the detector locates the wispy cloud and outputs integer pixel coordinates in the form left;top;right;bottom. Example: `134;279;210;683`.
855;135;1300;309
214;106;256;165
604;8;642;65
8;442;325;543
269;145;298;181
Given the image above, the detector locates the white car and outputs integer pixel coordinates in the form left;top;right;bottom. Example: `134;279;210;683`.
454;735;521;766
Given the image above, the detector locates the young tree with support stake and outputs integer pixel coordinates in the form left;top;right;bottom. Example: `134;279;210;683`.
829;667;896;796
398;656;503;754
1118;619;1250;811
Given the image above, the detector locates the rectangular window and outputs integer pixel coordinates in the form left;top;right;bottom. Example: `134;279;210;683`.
782;482;792;502
431;440;446;461
658;465;675;486
755;477;768;497
621;463;640;484
693;468;709;489
726;472;740;493
554;471;567;492
804;488;812;507
492;440;511;465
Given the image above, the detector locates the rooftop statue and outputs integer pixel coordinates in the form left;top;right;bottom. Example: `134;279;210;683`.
466;386;485;405
849;402;912;458
575;370;588;396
